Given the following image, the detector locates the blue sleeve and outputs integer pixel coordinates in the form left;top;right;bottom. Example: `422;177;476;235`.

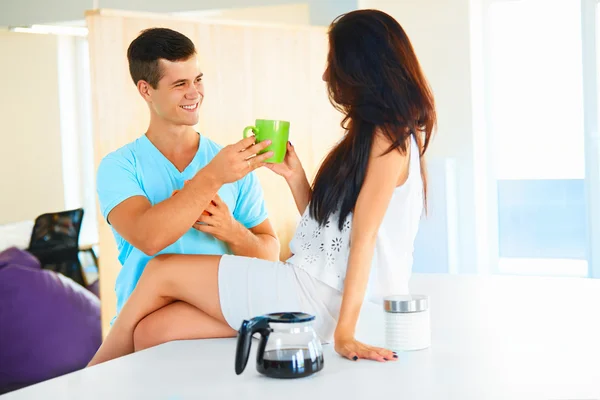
233;172;269;229
96;153;146;223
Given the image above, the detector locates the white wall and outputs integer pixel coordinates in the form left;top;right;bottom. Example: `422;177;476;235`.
187;3;311;25
0;0;356;27
358;0;480;273
0;32;65;225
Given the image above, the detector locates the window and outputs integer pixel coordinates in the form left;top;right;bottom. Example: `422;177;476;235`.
486;0;592;277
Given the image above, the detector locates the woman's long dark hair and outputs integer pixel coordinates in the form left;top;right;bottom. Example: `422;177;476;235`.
309;9;437;230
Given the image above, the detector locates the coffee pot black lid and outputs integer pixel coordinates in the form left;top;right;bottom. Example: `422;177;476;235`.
266;312;315;323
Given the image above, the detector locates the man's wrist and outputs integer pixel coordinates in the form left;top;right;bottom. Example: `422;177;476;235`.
196;164;223;189
227;220;248;249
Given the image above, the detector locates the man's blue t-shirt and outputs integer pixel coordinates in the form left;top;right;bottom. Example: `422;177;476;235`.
96;133;268;317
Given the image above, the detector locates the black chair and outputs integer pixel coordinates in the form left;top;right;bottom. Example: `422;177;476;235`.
27;208;87;287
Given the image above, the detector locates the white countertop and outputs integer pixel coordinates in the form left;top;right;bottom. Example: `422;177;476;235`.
4;273;600;400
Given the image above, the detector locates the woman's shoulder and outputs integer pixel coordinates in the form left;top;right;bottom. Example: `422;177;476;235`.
371;128;412;157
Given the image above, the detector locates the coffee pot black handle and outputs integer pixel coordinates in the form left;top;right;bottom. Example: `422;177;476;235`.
235;316;271;375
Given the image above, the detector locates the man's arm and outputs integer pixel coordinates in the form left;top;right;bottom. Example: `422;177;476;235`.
107;170;220;256
103;136;273;256
224;219;280;261
193;195;280;261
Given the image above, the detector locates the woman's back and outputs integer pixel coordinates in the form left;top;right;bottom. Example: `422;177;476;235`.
288;134;423;301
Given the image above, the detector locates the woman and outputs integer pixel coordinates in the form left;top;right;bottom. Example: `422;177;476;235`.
88;9;436;366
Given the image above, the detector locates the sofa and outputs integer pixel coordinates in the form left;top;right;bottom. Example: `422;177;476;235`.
0;247;102;394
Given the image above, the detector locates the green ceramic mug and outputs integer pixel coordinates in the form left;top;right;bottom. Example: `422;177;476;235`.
243;119;290;163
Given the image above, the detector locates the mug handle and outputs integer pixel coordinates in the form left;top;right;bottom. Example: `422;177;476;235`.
243;126;257;138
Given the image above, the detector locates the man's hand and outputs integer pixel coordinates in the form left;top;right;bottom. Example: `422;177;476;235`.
192;194;279;261
204;136;274;185
193;194;241;242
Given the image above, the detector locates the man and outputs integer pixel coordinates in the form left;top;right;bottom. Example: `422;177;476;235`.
96;28;280;339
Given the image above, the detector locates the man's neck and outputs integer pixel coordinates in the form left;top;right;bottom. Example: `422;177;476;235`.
145;117;199;157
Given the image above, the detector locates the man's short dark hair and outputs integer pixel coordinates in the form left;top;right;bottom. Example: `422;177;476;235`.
127;28;196;88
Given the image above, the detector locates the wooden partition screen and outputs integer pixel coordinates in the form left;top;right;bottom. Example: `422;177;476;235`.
85;9;343;334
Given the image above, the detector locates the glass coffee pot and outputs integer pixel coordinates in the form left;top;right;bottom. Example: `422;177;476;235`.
234;312;324;379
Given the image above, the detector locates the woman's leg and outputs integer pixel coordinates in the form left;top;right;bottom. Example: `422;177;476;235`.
133;301;235;352
87;253;231;366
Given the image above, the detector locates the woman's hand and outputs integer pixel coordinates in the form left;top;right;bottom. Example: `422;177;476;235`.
265;141;311;215
334;336;398;362
265;141;305;182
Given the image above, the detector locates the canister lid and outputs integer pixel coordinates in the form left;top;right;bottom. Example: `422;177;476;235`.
383;295;429;313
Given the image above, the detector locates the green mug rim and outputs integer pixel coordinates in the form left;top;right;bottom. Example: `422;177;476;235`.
254;119;290;125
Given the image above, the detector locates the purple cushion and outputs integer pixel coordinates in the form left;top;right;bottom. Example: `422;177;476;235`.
86;279;100;298
0;262;101;392
0;247;40;270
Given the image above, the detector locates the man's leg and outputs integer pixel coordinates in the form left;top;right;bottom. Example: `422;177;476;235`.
133;301;235;352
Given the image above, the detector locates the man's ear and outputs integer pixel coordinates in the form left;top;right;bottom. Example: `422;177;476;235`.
137;80;152;101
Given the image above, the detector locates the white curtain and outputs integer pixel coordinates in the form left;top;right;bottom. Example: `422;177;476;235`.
57;35;98;247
